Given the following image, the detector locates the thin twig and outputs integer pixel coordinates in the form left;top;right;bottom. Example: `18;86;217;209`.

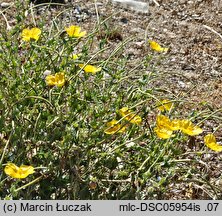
14;176;43;192
0;10;11;30
94;0;100;26
101;179;131;183
203;24;222;40
30;2;36;26
0;130;14;165
152;0;160;7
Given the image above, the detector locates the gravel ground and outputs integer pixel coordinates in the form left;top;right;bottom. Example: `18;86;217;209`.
1;0;222;199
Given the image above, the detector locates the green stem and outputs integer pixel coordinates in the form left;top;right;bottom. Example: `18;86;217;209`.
110;134;143;153
0;130;13;166
14;176;43;192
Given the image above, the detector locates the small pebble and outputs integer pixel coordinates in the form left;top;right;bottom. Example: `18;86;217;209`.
43;70;51;78
120;17;128;24
1;2;11;8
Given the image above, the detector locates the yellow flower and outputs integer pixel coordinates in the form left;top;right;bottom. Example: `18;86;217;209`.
171;119;181;131
79;64;102;74
55;72;65;87
65;25;86;38
155;115;174;139
155;115;182;139
45;74;56;86
156;115;181;131
156;115;174;130
45;72;65;87
155;115;202;138
22;27;41;41
154;126;174;139
104;119;126;135
72;53;82;60
204;134;222;152
157;99;174;111
179;120;203;136
4;162;35;179
148;40;168;52
22;29;32;41
119;107;142;125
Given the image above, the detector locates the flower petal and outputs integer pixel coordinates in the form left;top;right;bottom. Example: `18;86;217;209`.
65;25;86;38
77;31;86;38
156;115;173;130
4;163;35;179
104;119;126;134
55;72;65;87
30;28;41;41
22;29;32;41
149;40;168;52
157;99;174;111
45;72;65;87
171;119;181;131
154;127;173;139
204;134;222;152
127;114;142;125
180;120;203;136
45;75;56;86
119;107;142;125
21;28;41;41
119;107;129;116
72;53;82;60
79;64;101;74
